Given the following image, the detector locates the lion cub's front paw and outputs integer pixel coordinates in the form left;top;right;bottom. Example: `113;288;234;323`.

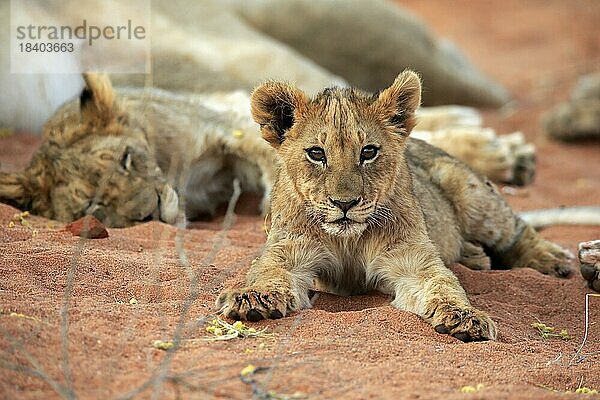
432;304;497;342
216;288;292;322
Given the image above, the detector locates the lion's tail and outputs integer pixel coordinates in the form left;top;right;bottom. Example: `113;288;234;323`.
519;206;600;229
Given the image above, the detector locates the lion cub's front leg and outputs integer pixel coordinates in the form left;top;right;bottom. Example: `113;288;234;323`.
216;237;319;321
373;242;497;342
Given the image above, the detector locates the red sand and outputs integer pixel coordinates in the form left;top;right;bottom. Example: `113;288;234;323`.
1;1;600;398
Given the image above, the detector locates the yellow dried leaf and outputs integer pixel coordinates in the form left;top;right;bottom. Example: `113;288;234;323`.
575;387;598;394
9;312;41;323
240;364;256;377
232;321;244;331
153;340;174;351
460;384;484;393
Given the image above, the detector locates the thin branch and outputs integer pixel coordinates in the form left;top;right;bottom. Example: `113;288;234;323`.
60;233;89;398
118;179;242;400
0;326;73;399
570;293;600;365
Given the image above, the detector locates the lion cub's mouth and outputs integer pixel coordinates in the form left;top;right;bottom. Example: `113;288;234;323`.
322;217;367;237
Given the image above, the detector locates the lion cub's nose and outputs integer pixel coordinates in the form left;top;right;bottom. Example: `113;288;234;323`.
330;198;360;213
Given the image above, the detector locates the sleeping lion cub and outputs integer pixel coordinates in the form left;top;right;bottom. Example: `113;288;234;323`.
216;70;573;341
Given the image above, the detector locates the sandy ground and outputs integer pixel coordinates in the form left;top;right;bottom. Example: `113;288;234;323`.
1;1;600;399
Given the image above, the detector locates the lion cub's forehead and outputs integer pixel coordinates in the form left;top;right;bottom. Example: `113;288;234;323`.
307;87;379;144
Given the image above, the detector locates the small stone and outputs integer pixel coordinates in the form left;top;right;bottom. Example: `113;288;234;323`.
65;216;109;239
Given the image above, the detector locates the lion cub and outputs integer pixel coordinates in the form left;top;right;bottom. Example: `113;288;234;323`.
217;70;573;341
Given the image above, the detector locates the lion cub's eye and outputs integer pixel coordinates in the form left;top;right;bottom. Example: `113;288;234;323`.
306;147;327;163
360;145;380;163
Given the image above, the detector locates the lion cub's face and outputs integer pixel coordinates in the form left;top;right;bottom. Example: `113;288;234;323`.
46;133;175;227
0;74;179;227
251;71;421;237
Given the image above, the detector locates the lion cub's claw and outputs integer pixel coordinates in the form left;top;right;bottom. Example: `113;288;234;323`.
216;288;289;321
432;304;497;342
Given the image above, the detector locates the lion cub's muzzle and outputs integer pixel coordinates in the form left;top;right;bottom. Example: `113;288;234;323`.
322;197;370;237
330;197;360;215
327;196;366;223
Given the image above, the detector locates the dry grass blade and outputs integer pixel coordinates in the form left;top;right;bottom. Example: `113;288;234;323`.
240;365;305;400
117;179;242;400
531;321;572;340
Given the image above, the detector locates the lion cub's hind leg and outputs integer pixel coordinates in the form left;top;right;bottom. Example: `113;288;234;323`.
499;224;575;277
460;242;491;270
429;155;574;277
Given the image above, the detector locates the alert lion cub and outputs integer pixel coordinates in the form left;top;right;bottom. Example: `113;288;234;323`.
217;70;573;341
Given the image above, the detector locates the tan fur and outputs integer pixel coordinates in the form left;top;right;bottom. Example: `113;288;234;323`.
0;73;577;340
216;71;574;341
4;71;530;228
0;74;277;227
413;108;535;186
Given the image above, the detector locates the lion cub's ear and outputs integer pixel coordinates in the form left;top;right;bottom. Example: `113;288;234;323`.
374;70;422;136
80;72;116;126
250;82;308;148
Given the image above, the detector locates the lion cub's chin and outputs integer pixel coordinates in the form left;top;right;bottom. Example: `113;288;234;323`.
321;221;368;237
